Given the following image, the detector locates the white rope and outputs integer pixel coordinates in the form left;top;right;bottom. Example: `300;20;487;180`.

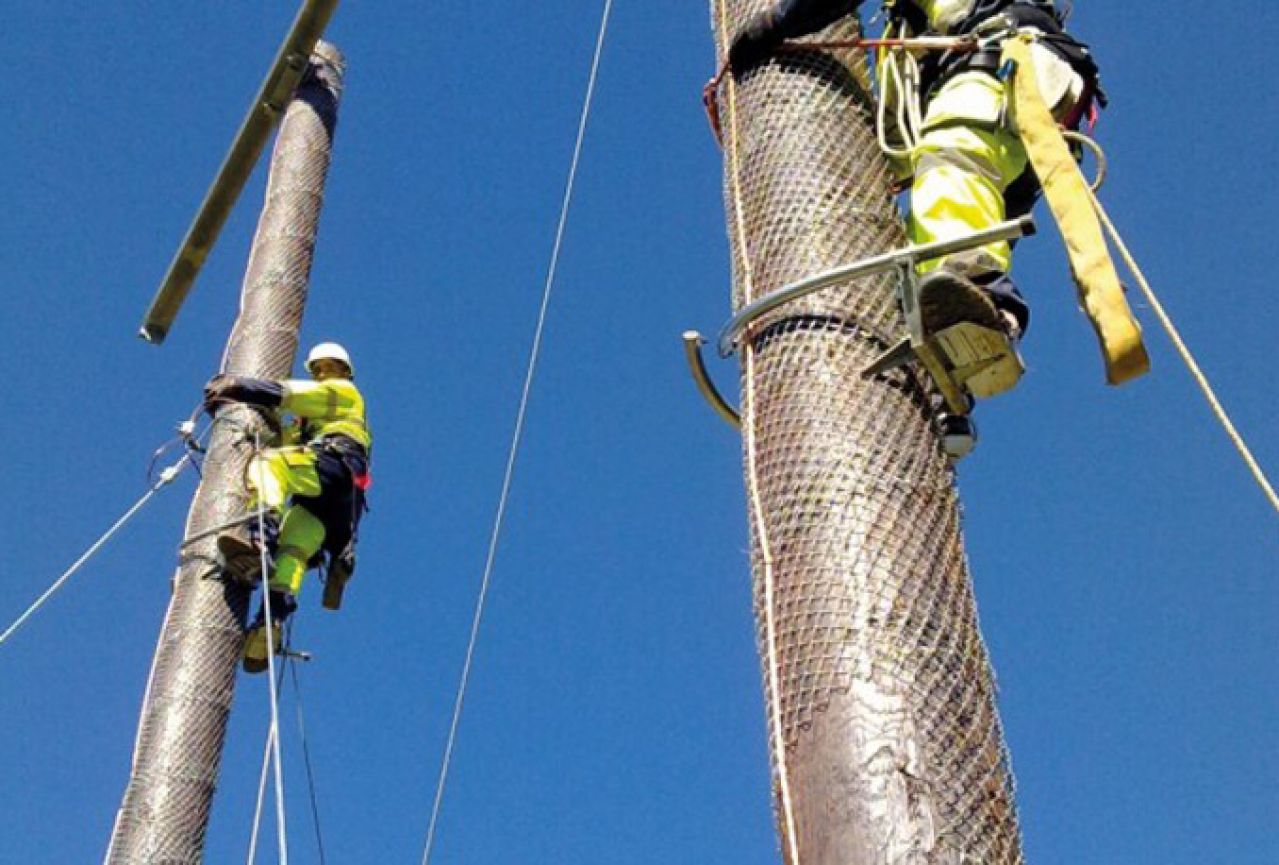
0;455;190;649
246;723;276;865
875;23;925;161
419;3;614;862
711;0;802;861
252;432;290;865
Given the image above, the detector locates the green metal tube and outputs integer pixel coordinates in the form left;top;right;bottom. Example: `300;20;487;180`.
138;0;339;344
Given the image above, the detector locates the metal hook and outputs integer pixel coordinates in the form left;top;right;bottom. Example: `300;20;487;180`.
682;331;741;429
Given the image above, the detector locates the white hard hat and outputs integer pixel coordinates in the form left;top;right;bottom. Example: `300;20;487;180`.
306;342;353;377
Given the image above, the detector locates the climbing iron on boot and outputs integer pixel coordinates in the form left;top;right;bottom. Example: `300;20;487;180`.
916;267;1024;401
217;526;266;586
686;217;1035;438
216;512;279;586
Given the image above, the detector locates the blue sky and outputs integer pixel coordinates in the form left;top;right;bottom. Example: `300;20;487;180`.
1;2;1276;863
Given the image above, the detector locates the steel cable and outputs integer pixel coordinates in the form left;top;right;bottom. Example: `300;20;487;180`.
0;453;193;650
419;3;614;863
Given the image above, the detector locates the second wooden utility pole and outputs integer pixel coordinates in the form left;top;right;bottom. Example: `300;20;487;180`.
106;42;345;864
709;3;1024;863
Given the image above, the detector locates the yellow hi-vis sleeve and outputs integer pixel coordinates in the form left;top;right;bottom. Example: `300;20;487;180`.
1002;35;1150;385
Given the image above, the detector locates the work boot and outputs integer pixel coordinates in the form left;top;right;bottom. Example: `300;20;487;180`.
242;621;284;674
242;590;296;674
917;268;1023;399
918;266;1005;335
218;526;266;586
216;514;279;586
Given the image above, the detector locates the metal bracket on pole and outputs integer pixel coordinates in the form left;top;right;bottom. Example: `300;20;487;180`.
716;215;1035;359
683;331;741;429
683;215;1035;427
138;0;340;345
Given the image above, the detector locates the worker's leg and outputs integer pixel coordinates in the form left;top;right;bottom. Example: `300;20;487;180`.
270;504;326;598
909;73;1028;279
242;504;324;673
906;73;1030;399
245;447;322;511
220;447;321;584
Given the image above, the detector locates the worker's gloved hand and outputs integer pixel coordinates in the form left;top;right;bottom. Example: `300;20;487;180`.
729;11;783;77
203;375;232;416
203;374;285;416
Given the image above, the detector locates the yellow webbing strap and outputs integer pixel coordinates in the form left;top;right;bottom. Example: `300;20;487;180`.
1002;35;1150;385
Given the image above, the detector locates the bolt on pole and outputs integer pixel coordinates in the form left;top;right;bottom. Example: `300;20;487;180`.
105;43;346;864
709;3;1024;862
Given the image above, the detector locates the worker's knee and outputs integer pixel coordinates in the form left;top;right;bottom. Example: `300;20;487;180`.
279;505;326;557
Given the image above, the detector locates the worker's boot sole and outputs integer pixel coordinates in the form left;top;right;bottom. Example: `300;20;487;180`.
217;533;265;586
918;271;1023;399
933;323;1024;399
242;622;283;674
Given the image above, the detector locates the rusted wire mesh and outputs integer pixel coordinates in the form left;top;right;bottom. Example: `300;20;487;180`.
106;43;345;864
709;4;1023;862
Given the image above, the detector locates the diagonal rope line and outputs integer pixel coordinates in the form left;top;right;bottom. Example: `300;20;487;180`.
289;658;329;865
247;657;291;865
0;455;191;649
1086;186;1279;520
419;3;614;863
253;432;290;865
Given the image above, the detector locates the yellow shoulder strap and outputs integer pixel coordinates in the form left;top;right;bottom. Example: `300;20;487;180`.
1002;35;1150;385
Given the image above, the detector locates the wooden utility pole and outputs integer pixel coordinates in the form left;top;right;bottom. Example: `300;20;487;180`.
709;4;1024;863
106;42;345;864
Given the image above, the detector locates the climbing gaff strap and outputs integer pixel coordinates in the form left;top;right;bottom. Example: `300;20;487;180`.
1001;33;1149;385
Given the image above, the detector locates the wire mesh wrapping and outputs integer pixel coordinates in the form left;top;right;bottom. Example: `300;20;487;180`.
106;43;345;864
708;3;1024;862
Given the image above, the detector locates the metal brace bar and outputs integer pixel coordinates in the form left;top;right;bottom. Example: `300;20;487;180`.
179;513;258;549
683;331;741;429
139;0;340;344
717;215;1035;357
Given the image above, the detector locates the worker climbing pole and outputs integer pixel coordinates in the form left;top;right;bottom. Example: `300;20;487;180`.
106;41;345;863
205;340;372;673
703;1;1055;861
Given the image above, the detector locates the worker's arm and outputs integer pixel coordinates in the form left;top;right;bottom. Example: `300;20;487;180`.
279;379;359;420
729;0;862;75
203;374;284;414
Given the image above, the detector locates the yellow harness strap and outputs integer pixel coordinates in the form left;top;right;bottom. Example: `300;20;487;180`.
1002;35;1150;385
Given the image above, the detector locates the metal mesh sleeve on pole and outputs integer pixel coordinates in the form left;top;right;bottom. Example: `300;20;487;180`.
105;43;345;865
709;4;1024;863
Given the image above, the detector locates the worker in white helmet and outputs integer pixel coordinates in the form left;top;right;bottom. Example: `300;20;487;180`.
203;342;372;673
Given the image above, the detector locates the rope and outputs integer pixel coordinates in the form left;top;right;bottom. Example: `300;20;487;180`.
0;453;192;649
253;431;290;865
419;3;614;863
246;716;276;865
1085;185;1279;518
711;2;802;863
290;657;329;865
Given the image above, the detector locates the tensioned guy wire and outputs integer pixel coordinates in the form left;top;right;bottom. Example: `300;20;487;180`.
419;3;615;863
0;453;192;649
